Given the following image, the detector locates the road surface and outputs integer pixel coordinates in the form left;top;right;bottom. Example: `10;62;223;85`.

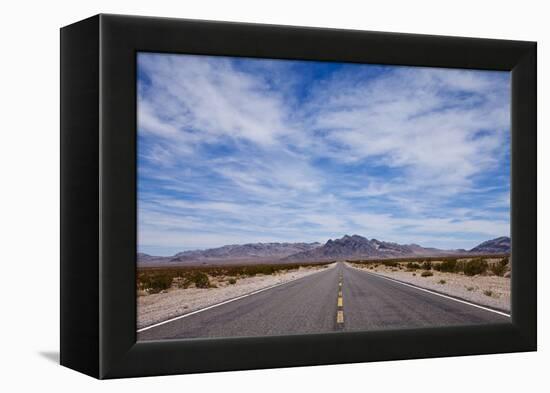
138;262;510;341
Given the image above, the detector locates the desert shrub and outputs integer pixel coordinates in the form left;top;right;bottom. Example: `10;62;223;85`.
406;262;421;270
421;261;432;270
483;289;494;297
464;259;488;276
412;273;416;276
421;271;433;277
466;286;475;291
455;260;466;272
142;274;173;293
228;278;237;285
438;279;446;284
188;271;211;288
436;259;457;273
383;261;398;267
491;258;509;277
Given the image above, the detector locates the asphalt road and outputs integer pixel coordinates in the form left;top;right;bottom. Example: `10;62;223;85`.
138;262;510;341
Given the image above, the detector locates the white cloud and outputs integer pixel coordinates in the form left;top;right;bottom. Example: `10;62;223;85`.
311;67;510;193
138;53;292;148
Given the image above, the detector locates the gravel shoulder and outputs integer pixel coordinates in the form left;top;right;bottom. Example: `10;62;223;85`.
137;263;335;329
347;263;511;313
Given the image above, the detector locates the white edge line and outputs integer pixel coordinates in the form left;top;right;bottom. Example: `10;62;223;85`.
350;265;511;318
137;265;334;333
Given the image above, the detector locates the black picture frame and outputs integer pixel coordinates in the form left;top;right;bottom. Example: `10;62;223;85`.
60;14;536;379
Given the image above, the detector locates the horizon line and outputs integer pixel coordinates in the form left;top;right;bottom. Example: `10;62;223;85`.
138;234;510;257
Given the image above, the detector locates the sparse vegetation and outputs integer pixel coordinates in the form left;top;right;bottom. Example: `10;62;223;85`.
139;274;173;294
438;279;446;284
406;262;421;270
421;271;433;277
455;260;466;272
137;261;330;293
434;259;457;273
466;286;475;292
464;258;488;276
351;254;509;279
348;254;507;265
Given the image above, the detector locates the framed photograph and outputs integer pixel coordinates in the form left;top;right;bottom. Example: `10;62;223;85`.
60;14;536;379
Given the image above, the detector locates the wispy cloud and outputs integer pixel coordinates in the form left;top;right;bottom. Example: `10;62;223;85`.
137;53;510;256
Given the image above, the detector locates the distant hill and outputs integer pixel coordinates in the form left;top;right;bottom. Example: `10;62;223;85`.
138;235;510;266
138;242;321;266
137;252;156;262
469;236;510;254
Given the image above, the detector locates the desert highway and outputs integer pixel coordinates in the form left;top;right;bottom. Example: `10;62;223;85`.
138;262;510;341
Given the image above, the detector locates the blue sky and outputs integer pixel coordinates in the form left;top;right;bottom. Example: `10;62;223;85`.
137;53;510;256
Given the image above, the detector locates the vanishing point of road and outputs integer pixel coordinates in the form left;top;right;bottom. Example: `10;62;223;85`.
138;262;510;341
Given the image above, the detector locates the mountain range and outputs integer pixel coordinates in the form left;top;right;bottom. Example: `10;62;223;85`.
167;242;320;263
138;235;510;266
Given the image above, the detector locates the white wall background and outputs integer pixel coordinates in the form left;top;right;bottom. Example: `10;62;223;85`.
0;0;546;390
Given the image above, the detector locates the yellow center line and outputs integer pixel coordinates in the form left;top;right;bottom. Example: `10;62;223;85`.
336;269;344;326
337;310;344;324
